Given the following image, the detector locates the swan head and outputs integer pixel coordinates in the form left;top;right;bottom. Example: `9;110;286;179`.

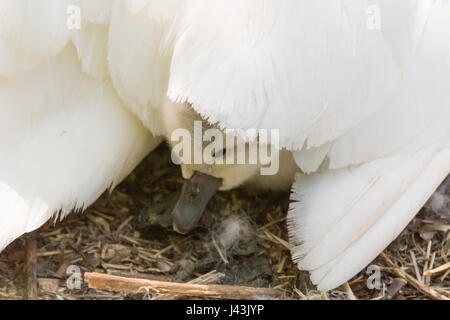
161;101;277;234
162;101;265;190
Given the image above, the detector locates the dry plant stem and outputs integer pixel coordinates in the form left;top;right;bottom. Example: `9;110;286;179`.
424;262;450;276
25;233;38;300
343;282;357;300
152;270;225;300
211;235;229;265
85;272;283;300
380;253;449;300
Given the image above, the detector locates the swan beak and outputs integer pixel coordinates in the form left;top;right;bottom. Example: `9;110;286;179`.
172;172;222;234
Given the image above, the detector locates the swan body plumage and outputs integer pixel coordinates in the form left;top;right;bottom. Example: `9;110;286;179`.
1;0;449;290
0;0;162;251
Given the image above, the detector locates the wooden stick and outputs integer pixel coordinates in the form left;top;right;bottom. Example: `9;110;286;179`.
85;272;283;300
24;233;38;300
380;253;449;300
152;270;225;300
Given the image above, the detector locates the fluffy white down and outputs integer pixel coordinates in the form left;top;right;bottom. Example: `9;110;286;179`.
1;0;449;290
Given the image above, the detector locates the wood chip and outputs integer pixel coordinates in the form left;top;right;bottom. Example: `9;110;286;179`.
38;278;60;293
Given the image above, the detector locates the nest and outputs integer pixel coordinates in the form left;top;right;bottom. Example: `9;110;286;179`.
0;145;448;300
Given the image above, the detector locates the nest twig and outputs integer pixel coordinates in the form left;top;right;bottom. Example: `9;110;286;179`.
85;272;284;300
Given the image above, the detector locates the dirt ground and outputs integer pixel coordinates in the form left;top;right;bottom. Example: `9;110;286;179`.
0;145;449;300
